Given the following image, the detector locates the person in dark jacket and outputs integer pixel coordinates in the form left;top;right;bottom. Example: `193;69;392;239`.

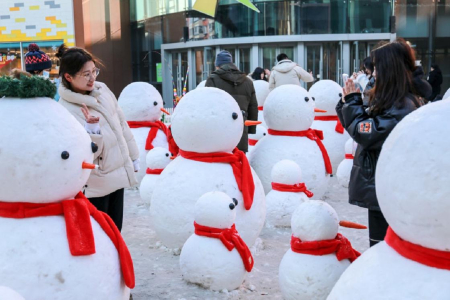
336;39;422;247
413;65;432;102
427;64;443;101
205;50;258;152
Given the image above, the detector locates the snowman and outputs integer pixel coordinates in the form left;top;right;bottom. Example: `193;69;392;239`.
328;100;450;300
248;124;268;155
279;200;363;300
336;138;356;188
0;91;133;299
180;191;253;291
150;87;266;249
118;82;171;182
266;160;313;228
139;147;173;208
249;84;332;197
196;80;207;89
310;80;350;172
0;287;25;300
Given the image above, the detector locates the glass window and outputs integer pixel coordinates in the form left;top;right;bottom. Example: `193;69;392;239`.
238;48;251;74
349;0;391;34
306;45;321;89
261;46;277;70
396;0;432;38
0;43;22;76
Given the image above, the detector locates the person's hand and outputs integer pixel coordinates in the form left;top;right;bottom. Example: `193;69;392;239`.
81;103;100;124
343;79;361;97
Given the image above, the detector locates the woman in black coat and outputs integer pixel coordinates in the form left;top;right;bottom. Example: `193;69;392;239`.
336;39;422;247
427;64;443;101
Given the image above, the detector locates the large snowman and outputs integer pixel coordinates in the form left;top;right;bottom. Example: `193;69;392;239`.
150;87;266;249
118;82;170;182
0;90;133;299
310;80;350;172
249;84;332;197
328;100;450;299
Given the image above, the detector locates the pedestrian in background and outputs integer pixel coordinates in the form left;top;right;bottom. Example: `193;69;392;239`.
268;53;314;91
250;67;267;81
427;63;443;101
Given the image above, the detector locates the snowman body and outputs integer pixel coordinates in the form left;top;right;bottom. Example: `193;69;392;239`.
0;286;25;300
139;147;172;207
253;80;270;126
310;80;349;172
0;98;129;299
336;139;355;188
150;88;266;249
118;82;168;182
279;201;352;300
329;100;450;300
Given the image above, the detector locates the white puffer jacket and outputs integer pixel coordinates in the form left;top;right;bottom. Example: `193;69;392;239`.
269;59;314;91
58;82;139;198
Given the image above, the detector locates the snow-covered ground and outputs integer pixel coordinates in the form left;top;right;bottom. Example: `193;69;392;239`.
122;177;369;299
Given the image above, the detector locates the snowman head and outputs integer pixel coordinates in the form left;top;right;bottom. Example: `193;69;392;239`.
145;147;172;170
194;191;237;229
196;80;206;89
291;200;339;241
264;85;320;131
118;82;164;122
171;87;243;153
376;100;450;251
253;80;270;107
0;287;25;300
309;80;343;117
0;98;94;203
251;125;268;141
271;160;302;185
344;138;353;155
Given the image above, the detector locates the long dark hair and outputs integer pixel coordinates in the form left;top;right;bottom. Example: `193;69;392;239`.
251;67;266;81
431;63;442;74
363;57;374;79
369;39;417;114
55;44;99;90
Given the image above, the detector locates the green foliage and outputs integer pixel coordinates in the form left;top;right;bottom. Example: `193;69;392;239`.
0;75;57;99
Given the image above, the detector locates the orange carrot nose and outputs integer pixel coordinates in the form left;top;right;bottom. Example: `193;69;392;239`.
245;120;262;126
161;108;171;115
82;162;98;170
314;108;327;113
170;156;176;160
339;220;367;229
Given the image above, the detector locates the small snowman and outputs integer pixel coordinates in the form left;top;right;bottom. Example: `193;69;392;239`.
336;138;356;188
249;84;332;198
248;124;268;154
310;80;350;173
266;160;313;228
150;87;266;249
139;147;173;208
279;200;363;300
180;191;254;291
0;80;133;300
328;100;450;300
0;287;25;300
118;82;171;182
196;80;207;89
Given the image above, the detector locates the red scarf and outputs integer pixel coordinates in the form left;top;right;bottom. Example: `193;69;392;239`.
345;154;354;160
127;121;169;151
194;222;254;272
268;129;333;174
314;116;345;134
146;168;163;175
0;192;135;288
291;234;360;262
179;148;255;210
258;106;263;111
249;139;258;146
271;182;314;198
167;125;179;156
385;227;450;271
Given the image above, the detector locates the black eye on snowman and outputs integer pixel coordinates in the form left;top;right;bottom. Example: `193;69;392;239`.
153;101;158;106
165;153;170;157
263;133;266;136
229;203;235;210
61;151;70;160
312;97;315;101
232;198;238;206
304;97;309;102
91;142;98;153
339;93;343;98
232;112;238;120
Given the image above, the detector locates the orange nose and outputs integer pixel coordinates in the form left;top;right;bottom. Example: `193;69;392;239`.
314;108;327;113
170;156;176;160
82;162;98;170
339;220;367;229
244;120;262;126
161;108;171;115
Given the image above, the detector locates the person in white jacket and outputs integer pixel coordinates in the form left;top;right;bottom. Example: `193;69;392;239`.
56;44;139;231
268;53;314;91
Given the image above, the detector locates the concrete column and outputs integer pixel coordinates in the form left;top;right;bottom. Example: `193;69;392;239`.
251;44;259;70
342;41;351;77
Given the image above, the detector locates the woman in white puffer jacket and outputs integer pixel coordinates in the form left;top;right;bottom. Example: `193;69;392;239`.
56;44;139;231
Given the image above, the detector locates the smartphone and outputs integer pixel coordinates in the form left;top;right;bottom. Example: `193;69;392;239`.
342;73;349;85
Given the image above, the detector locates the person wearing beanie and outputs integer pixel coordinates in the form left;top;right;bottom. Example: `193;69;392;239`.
25;43;53;75
205;50;258;153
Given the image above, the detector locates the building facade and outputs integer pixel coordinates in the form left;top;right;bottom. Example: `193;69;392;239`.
130;0;450;105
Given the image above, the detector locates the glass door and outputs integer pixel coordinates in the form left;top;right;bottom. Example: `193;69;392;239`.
305;44;322;89
260;45;295;71
172;51;189;100
194;47;216;87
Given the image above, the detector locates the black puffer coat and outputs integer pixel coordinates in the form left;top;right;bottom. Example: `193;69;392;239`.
336;93;421;211
205;63;258;152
